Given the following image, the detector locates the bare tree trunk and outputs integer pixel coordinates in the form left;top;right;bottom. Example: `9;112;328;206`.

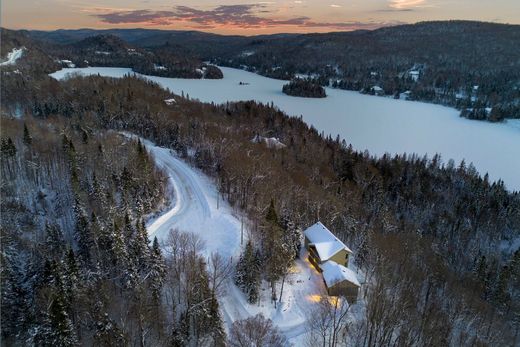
279;275;286;304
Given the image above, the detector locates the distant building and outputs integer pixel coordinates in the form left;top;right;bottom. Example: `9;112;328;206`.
304;222;360;302
371;86;384;96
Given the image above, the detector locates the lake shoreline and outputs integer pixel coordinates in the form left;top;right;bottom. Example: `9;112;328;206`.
50;66;520;192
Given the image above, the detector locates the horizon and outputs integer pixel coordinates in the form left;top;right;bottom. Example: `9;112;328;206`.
4;19;519;38
2;1;519;35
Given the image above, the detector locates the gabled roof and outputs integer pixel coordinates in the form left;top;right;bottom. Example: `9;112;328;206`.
320;261;360;288
304;222;352;261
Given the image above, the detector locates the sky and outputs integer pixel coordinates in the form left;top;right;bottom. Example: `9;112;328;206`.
2;0;519;35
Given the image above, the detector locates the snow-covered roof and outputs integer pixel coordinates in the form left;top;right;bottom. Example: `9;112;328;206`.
320;261;360;288
304;222;352;260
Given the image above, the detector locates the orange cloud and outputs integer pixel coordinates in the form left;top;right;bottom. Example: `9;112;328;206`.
92;5;404;31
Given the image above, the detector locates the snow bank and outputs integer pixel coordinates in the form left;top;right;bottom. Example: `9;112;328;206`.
1;47;25;66
251;135;286;149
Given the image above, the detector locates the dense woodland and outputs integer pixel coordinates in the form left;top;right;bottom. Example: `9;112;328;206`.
282;79;326;98
2;23;520;346
28;21;520;122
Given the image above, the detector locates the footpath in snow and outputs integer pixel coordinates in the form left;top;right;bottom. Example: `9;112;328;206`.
134;135;329;344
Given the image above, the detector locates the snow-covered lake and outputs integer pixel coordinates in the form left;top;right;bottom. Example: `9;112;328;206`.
50;67;520;192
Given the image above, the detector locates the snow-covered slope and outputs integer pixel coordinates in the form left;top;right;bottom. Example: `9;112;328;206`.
0;47;25;66
134;135;335;344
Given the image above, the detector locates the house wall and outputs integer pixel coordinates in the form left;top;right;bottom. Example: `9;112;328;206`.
327;282;359;303
328;249;349;267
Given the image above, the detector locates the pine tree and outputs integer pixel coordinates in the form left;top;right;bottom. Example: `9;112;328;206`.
74;200;94;267
208;293;227;346
148;237;166;301
45;223;65;259
265;199;278;226
1;230;31;340
35;262;78;347
494;265;512;309
0;137;16;158
47;292;78;346
131;219;151;275
235;241;260;303
23;123;32;146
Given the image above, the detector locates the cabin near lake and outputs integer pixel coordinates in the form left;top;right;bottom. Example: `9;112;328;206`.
304;222;360;303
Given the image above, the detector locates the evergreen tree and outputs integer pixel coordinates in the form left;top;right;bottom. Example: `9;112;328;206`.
45;223;65;259
208;293;227;346
1;230;31;340
265;199;278;226
148;237;166;301
0;137;16;158
235;241;261;303
73;200;94;267
23;123;32;146
46;292;78;346
494;265;512;309
131;219;151;275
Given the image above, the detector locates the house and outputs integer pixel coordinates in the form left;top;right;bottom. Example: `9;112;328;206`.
304;222;360;302
371;86;384;96
304;222;352;269
320;261;360;303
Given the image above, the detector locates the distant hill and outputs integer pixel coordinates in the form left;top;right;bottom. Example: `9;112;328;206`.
25;21;520;121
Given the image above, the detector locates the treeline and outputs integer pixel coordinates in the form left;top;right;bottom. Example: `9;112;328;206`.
3;71;519;345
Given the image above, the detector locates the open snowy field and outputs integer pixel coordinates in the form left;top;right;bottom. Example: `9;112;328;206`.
51;67;520;192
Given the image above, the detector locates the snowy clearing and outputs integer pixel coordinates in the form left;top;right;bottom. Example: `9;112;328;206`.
50;66;520;192
129;135;332;344
0;47;25;66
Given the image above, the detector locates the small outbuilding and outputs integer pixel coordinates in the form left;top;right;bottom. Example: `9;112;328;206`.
320;261;360;303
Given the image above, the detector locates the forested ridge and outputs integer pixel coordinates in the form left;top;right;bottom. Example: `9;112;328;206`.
27;21;520;122
0;28;223;80
2;26;520;346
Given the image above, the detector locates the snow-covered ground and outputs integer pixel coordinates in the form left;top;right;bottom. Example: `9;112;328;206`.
0;47;25;66
130;135;331;344
51;66;520;192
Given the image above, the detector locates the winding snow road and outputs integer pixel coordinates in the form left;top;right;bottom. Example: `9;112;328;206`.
140;137;240;260
128;136;324;344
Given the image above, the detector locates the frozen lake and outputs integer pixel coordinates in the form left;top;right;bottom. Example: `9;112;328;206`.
50;67;520;192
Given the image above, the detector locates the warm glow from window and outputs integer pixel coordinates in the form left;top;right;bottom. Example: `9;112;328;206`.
306;294;322;303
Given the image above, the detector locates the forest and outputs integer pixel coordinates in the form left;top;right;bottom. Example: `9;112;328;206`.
2;24;520;346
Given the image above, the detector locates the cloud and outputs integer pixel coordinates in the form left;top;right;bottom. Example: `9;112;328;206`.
388;0;427;9
330;4;342;8
93;4;403;31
